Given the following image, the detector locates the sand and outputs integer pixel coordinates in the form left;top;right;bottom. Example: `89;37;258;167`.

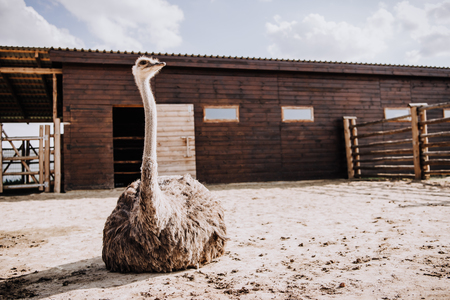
0;178;449;300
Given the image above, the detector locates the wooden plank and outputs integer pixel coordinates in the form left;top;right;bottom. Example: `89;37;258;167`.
421;131;450;139
352;138;412;149
355;127;412;139
424;170;450;175
422;151;450;157
418;102;450;111
0;67;62;74
410;105;422;179
422;141;450;148
2;155;39;161
54;118;61;193
3;184;45;190
343;117;355;179
355;156;414;163
422;159;450;165
355;165;415;170
39;125;44;191
0;123;2;193
44;125;50;192
4;171;39;176
419;117;450;126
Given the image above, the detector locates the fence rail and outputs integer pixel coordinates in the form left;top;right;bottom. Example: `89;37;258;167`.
1;119;61;193
344;102;450;180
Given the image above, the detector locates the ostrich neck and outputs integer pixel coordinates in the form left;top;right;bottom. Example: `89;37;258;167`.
141;78;158;164
136;76;168;233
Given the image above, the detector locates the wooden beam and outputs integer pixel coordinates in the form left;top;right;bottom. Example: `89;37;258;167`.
35;51;42;67
410;105;422;180
54;118;61;193
44;125;50;192
350;118;361;177
0;123;2;193
39;125;44;191
0;67;62;75
343;117;356;179
53;74;57;120
1;73;27;119
418;108;430;179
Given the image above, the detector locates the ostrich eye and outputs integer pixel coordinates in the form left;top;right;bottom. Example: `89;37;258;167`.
139;60;147;66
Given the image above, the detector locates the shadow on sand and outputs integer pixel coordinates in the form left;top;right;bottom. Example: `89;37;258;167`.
0;256;181;299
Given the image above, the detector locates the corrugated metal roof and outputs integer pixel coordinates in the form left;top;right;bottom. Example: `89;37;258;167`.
48;46;450;69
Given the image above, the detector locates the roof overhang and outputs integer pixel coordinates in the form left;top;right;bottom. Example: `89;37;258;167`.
0;47;62;123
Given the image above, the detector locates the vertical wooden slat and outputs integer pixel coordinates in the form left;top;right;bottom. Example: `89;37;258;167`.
350;118;361;177
21;140;26;184
44;125;51;192
54;118;61;193
39;125;44;191
410;105;422;180
0;123;3;193
343;117;356;179
53;73;57;121
419;109;430;179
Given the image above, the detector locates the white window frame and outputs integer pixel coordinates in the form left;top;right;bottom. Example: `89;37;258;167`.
281;106;314;123
384;107;411;122
203;105;239;123
444;109;450;118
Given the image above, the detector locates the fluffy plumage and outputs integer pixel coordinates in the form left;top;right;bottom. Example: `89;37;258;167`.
102;57;227;273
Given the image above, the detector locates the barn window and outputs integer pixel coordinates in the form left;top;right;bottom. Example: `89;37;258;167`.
384;108;411;121
282;106;314;122
444;109;450;118
203;105;239;122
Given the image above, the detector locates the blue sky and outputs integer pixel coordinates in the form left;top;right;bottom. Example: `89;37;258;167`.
1;0;450;139
0;0;449;67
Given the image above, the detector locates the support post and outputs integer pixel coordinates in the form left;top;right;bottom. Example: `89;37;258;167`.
44;125;50;192
21;140;26;184
39;125;44;191
410;105;422;180
418;108;430;179
0;123;3;193
350;118;361;177
54;118;61;193
52;73;57;121
343;117;357;179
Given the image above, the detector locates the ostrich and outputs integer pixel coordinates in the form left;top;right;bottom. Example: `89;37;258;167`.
102;56;227;273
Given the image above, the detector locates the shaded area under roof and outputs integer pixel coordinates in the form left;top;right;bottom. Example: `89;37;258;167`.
0;46;61;122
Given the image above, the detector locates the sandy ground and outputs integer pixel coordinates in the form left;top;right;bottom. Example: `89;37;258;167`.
0;178;449;300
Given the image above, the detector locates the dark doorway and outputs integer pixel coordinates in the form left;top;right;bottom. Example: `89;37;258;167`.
113;107;144;187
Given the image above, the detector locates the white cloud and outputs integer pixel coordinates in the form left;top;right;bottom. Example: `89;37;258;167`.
266;8;395;62
395;0;450;62
0;0;84;48
265;1;450;65
56;0;184;52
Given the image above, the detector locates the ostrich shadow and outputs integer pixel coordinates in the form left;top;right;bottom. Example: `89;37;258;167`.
0;256;186;299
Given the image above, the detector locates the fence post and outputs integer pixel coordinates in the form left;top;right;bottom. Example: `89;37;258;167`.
0;123;3;193
54;118;61;193
39;125;44;191
343;117;357;179
418;107;430;179
44;125;51;192
409;105;422;180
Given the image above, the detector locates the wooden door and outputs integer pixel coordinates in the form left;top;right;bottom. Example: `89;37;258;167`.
113;104;196;187
156;104;196;177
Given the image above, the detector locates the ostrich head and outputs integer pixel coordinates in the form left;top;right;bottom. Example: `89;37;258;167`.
132;56;166;85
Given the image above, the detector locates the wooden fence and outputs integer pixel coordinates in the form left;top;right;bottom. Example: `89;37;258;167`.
1;119;61;193
344;102;450;180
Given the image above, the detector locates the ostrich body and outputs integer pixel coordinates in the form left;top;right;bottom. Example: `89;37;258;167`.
102;56;227;273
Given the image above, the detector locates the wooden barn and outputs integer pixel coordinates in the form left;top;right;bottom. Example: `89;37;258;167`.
1;46;450;191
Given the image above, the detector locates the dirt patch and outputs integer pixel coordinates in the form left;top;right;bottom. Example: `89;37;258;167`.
1;178;450;299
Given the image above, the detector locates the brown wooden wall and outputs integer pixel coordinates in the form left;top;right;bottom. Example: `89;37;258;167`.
61;61;450;190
